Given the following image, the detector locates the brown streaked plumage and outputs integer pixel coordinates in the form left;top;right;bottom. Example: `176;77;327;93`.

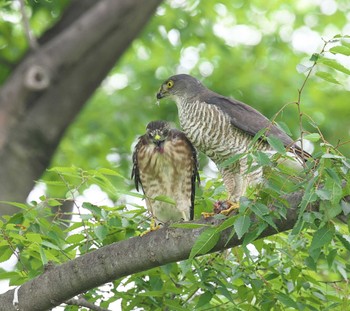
132;120;200;224
156;74;311;203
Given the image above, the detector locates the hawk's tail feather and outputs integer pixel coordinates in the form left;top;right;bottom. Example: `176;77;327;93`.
290;145;313;163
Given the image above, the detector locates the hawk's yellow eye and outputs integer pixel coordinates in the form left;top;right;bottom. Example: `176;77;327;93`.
167;80;174;89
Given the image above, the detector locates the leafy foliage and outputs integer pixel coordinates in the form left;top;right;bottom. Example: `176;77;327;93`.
1;0;350;310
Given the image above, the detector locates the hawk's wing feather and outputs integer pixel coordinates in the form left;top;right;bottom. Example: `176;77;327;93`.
131;139;143;192
171;129;200;220
205;94;295;147
205;94;312;160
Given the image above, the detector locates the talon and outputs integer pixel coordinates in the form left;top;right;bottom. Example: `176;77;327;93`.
201;212;215;218
214;200;239;216
140;218;162;236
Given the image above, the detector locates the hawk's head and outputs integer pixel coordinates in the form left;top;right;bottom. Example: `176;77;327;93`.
146;120;170;148
157;74;205;100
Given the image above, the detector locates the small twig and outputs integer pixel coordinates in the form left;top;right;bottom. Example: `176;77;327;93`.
296;39;330;165
19;0;38;50
65;296;111;311
56;171;92;250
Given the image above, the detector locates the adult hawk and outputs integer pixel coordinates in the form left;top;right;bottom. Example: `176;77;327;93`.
156;74;310;204
132;120;200;226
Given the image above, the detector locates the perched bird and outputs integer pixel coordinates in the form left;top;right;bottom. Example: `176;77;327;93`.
156;74;311;206
132;120;200;226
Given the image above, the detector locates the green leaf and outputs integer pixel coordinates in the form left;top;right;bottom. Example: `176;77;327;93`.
66;234;86;244
315;189;331;200
327;248;337;268
215;215;237;233
303;133;321;142
310;53;320;62
255;151;271;166
250;203;270;217
266;136;286;154
315;71;340;85
341;200;350;215
276;121;292;136
94;225;108;241
341;37;350;48
325;168;341;185
196;292;213;308
243;222;268;246
330;45;350;56
97;167;124;177
309;225;335;253
319;58;350;75
39;246;48;265
189;227;220;259
47;199;62;207
234;215;251;239
335;233;350;252
219;153;244;168
0;246;13;263
82;202;103;217
296;64;311;73
250;203;277;230
0;201;28;209
276;292;299;309
154;195;175;205
26;233;42;244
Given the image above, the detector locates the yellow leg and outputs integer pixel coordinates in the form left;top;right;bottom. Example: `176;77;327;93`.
217;201;239;215
140;218;161;236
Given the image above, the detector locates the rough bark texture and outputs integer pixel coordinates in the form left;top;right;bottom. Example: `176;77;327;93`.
0;0;162;216
0;190;333;311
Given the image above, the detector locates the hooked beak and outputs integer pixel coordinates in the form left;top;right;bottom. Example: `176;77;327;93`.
156;84;167;100
153;134;163;146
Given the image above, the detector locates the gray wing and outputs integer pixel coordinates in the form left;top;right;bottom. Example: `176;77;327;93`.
131;137;144;192
205;94;295;147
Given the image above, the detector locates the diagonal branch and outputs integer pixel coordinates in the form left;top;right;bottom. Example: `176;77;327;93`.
0;189;334;311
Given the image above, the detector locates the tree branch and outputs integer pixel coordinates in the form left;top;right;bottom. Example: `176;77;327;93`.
0;189;338;311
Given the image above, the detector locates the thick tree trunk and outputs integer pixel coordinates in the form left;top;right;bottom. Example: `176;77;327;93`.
0;0;162;216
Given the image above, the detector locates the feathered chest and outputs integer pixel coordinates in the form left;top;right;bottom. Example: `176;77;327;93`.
174;98;254;162
137;139;191;177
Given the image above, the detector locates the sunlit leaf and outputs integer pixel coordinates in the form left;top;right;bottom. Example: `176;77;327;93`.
330;45;350;56
315;71;340;85
319;58;350;75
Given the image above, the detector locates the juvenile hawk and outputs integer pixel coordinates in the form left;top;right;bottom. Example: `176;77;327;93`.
132;120;200;225
156;74;310;204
